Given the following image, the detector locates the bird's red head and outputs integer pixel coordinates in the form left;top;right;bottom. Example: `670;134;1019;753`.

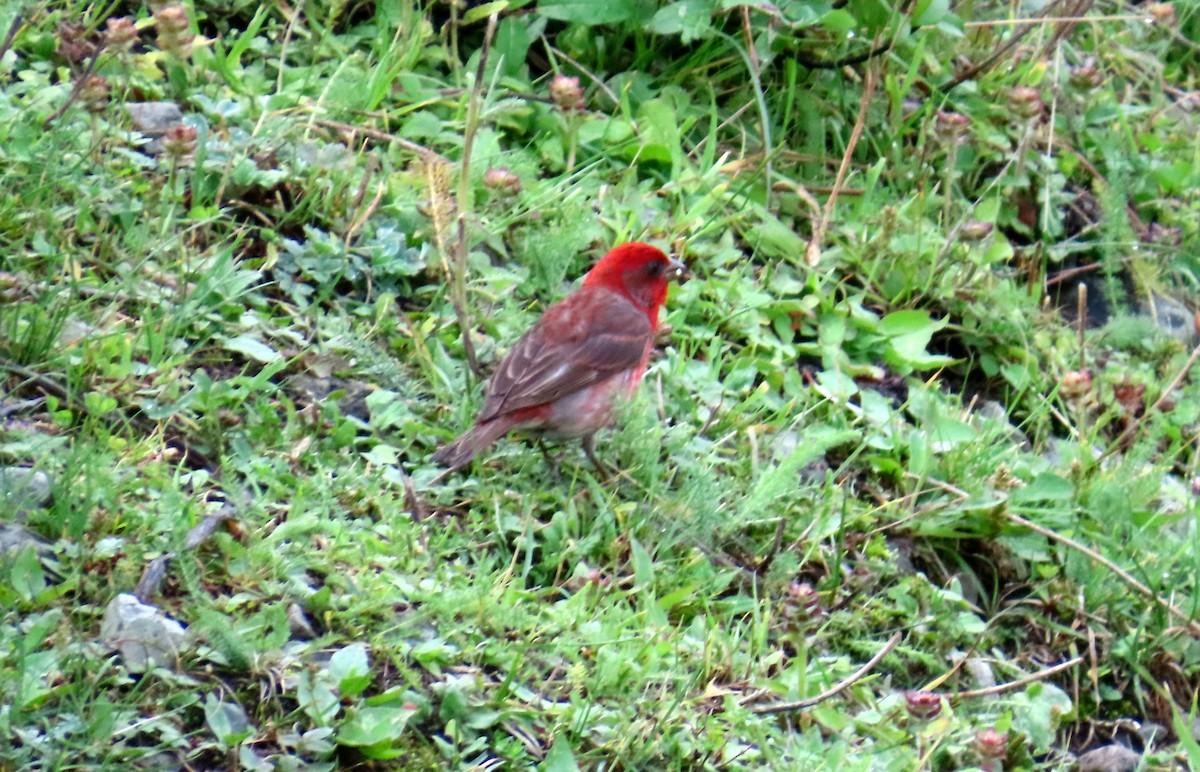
583;242;687;320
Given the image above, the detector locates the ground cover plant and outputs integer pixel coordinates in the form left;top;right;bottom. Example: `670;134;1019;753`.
1;0;1199;768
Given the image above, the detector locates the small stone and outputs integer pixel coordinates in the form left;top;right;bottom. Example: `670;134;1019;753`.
101;594;187;672
127;102;188;156
964;656;996;689
1136;722;1166;746
0;467;52;514
0;523;49;557
1143;292;1196;343
287;603;317;639
1077;744;1140;772
974;400;1031;450
127;102;185;133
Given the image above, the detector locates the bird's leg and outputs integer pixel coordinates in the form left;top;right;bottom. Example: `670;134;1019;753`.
538;438;564;482
581;434;612;479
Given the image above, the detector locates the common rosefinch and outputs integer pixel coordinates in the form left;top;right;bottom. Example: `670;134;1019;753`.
432;242;687;473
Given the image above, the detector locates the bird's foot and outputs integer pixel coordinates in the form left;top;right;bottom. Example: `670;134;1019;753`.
581;434;613;480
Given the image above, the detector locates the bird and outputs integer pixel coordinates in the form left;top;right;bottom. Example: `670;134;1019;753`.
431;242;688;474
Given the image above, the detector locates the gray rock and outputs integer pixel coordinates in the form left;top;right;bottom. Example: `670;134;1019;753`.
126;102;185;155
1136;721;1166;746
127;101;184;133
964;656;996;690
1157;473;1189;517
974;399;1031;450
287;602;317;639
1;467;52;519
206;695;252;741
1142;292;1196;343
101;593;187;672
1077;744;1140;772
0;522;49;557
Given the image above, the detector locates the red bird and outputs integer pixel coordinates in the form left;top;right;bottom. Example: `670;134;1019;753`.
432;242;687;473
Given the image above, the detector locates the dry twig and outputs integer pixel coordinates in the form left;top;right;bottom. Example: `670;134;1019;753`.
953;655;1084;699
450;12;499;379
1101;341;1200;459
750;632;902;714
806;65;877;266
1007;512;1200;637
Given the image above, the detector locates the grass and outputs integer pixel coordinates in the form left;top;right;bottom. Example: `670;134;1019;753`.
1;0;1199;768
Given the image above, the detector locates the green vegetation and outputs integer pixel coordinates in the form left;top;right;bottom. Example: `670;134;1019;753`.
2;0;1199;768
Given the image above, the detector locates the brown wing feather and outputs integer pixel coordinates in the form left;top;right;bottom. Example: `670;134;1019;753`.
478;287;652;422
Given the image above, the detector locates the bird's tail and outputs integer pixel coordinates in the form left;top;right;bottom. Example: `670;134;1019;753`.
430;419;510;471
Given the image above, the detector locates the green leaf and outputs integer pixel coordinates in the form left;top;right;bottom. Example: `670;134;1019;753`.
205;694;253;747
464;1;509;24
541;736;580;772
924;415;977;450
338;706;414;747
744;209;806;262
646;0;717;42
880;310;954;372
400;111;444;140
912;0;949;26
362;443;399;465
494;15;537;77
630;537;655;590
821;9;857;33
635;99;683;175
10;546;46;603
1010;473;1074;504
1011;682;1073;750
537;0;652;25
298;672;339;724
1169;703;1200;767
329;643;372;697
222;335;281;363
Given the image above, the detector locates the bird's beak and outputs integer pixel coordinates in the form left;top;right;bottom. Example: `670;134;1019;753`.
668;257;690;284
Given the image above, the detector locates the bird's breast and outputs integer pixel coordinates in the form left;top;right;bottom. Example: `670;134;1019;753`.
541;366;645;438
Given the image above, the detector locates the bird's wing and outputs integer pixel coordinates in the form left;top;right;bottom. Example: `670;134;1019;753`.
478;287;653;422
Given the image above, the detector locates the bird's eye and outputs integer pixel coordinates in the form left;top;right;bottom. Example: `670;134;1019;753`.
646;261;662;277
